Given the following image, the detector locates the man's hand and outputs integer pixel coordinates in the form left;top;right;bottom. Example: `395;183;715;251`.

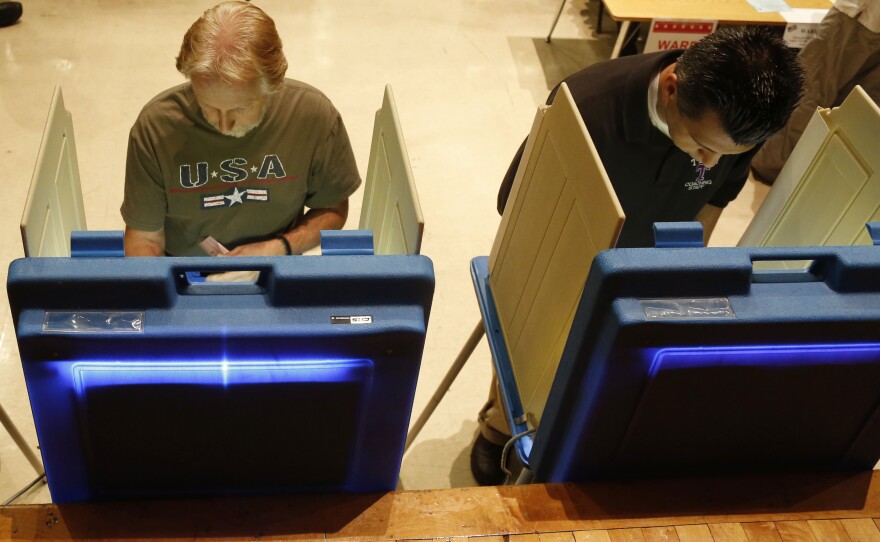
695;204;723;245
224;199;350;257
124;226;165;256
224;238;287;257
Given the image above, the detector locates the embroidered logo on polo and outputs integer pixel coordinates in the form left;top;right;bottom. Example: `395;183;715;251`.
684;159;713;191
201;187;269;209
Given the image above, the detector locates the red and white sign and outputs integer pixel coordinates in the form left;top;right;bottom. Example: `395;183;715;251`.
644;19;717;53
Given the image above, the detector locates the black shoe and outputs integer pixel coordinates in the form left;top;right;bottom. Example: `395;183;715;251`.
0;2;22;28
470;434;506;486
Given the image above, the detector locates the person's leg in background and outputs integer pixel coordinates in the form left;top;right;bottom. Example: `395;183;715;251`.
834;27;880;111
752;8;880;183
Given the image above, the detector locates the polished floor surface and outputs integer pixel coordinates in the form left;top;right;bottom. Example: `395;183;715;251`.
0;0;768;503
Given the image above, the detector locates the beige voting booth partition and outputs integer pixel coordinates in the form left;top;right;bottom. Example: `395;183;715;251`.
402;83;623;452
359;85;424;255
739;86;880;255
4;87;78;479
488;83;625;426
20;85;87;257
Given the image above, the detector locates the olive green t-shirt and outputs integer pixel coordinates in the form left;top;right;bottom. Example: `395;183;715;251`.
121;79;362;256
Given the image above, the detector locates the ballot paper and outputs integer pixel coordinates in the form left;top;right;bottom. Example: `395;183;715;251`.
199;236;260;283
199;236;229;256
206;270;260;283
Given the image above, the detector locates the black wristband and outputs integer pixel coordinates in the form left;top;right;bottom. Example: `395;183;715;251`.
275;235;292;256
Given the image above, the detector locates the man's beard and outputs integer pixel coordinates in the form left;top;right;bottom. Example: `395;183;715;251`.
209;103;269;138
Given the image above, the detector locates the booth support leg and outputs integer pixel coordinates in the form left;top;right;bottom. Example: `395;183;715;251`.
404;321;486;452
0;404;43;474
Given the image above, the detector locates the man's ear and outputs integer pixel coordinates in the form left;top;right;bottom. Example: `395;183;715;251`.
662;71;679;100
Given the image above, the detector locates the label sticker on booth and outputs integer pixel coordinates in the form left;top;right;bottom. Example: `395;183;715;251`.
43;311;145;332
331;315;373;324
640;298;735;319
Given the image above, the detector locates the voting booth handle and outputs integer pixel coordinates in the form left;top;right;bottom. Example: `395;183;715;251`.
652;222;880;288
653;222;705;248
867;223;880;245
321;230;375;255
70;230;125;257
67;230;380;297
69;230;379;258
745;222;880;287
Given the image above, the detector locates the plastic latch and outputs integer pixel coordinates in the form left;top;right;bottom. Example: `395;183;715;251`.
70;230;125;257
320;230;375;255
866;222;880;246
653;222;705;248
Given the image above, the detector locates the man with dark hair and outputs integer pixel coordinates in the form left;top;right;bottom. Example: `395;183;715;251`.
496;26;804;249
476;27;805;485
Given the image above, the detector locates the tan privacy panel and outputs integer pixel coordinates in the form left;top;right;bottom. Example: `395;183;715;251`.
740;86;880;257
21;85;87;257
358;84;424;255
488;83;624;426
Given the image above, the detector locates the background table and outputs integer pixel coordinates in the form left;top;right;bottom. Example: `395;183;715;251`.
603;0;833;57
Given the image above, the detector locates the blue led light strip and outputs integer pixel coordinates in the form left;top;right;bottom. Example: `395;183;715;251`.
70;359;373;395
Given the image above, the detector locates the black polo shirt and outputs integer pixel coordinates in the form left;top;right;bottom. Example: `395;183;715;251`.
498;50;757;248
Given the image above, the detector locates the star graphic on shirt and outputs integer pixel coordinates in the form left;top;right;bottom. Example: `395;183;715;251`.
225;187;245;206
251;166;258;173
211;171;218;178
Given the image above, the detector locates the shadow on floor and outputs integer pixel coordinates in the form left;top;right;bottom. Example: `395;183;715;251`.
508;0;616;104
533;36;615;89
399;420;480;490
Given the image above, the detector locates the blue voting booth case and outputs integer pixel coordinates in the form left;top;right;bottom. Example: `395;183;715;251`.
7;237;434;503
473;223;880;484
527;223;880;483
